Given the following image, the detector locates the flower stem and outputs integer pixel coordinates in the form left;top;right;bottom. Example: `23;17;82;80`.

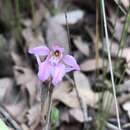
44;81;53;130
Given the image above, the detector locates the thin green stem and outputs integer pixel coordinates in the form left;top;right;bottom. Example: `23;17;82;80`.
116;5;130;58
15;0;21;32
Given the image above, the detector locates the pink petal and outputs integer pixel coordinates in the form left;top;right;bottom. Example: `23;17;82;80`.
63;55;80;71
65;67;76;73
28;46;50;56
38;61;52;82
52;44;64;53
52;63;66;86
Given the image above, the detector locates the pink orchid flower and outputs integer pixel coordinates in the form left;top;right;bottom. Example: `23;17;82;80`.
28;45;80;86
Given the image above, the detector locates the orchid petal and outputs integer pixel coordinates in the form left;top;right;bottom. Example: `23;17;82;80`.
63;55;80;70
52;44;64;53
65;67;76;73
28;46;50;56
38;61;52;81
52;63;66;86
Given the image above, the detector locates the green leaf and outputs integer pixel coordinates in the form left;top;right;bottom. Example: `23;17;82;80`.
0;118;8;130
51;107;59;126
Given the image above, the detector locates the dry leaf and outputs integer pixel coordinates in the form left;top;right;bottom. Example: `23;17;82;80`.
53;81;72;97
69;108;84;122
53;81;79;108
53;91;79;108
10;37;42;106
60;107;70;123
0;78;13;103
122;48;130;66
111;42;119;56
119;94;130;104
46;19;70;53
14;66;40;106
80;58;105;72
21;124;30;130
21;19;32;28
32;5;50;29
9;39;25;66
22;28;45;49
0;35;13;77
121;0;129;9
74;71;99;107
123;101;130;119
5;101;27;120
118;80;130;93
52;10;84;25
74;36;89;56
26;103;41;127
114;20;123;41
9;128;14;130
69;108;92;122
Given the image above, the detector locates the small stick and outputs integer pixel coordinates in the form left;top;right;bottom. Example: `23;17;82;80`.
65;75;91;129
65;11;72;52
65;10;89;129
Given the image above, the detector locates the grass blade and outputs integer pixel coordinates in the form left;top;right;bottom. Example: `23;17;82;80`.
101;0;122;129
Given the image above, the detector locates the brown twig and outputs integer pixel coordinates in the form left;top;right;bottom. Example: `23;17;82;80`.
65;10;90;130
65;11;71;52
65;74;91;130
